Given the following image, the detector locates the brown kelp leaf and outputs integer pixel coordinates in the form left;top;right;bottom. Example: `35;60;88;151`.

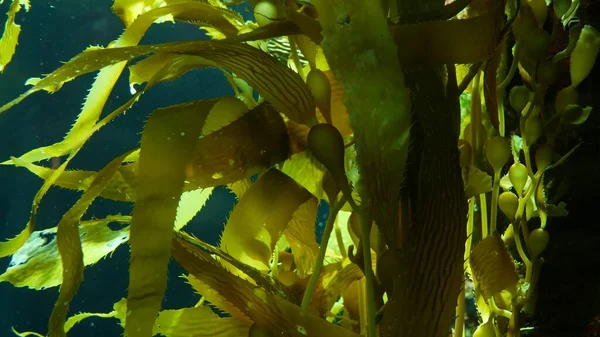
484;42;503;130
389;6;503;64
126;98;220;337
153;306;251;337
321;69;352;136
310;258;364;315
0;0;29;72
48;149;135;337
280;151;327;200
113;0;243;36
231;20;303;43
172;235;361;337
1;40;315;126
283;198;319;277
184;274;253;323
0;216;130;290
185;103;290;188
220;168;312;271
178;232;297;302
469;233;519;299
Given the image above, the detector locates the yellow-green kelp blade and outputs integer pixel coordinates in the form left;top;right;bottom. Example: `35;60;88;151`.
125;98;220;337
0;216;131;290
0;39;316;125
219;168;312;272
172;234;362;337
48;149;136;337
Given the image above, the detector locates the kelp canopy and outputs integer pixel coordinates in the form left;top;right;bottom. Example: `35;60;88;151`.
0;0;597;336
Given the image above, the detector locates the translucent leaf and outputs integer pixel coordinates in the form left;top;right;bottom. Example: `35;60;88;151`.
153;306;251;337
463;165;493;198
186;103;290;189
283;198;319;277
48;149;136;336
219;168;312;271
0;0;30;72
172;234;361;337
0;216;130;289
126;98;221;337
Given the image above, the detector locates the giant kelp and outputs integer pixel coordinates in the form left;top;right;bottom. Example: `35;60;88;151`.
0;0;597;337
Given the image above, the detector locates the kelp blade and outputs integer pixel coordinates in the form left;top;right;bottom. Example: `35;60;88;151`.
48;149;136;337
185;103;290;188
0;39;316;126
126;98;220;337
219;168;312;271
172;235;361;337
0;216;130;290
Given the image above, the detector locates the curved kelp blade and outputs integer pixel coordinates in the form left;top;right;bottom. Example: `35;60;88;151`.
219;168;312;272
0;52;212;257
0;0;29;72
0;1;245;164
185;103;290;188
47;149;135;337
152;306;252;337
7;159;138;202
309;259;363;315
125;98;220;337
172;234;361;337
0;216;130;290
283;198;319;278
1;39;315;129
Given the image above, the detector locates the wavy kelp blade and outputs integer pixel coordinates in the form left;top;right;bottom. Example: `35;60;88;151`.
0;51;213;257
185;274;253;323
0;147;83;258
172;235;362;337
8;158;137;202
48;149;135;337
310;259;363;315
280;152;326;200
186;103;290;188
0;3;197;161
113;0;243;36
153;306;251;337
0;216;130;289
0;1;247;166
283;198;319;277
219;168;312;271
230;20;303;43
174;188;213;231
0;0;29;72
5;39;314;124
178;232;297;302
389;6;503;64
125;98;219;337
469;233;519;299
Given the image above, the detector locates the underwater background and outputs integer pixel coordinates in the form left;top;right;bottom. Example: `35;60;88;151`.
0;1;600;337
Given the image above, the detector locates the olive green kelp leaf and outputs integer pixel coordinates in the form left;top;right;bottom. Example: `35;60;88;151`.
172;234;362;337
0;39;316;126
185;103;291;189
219;168;312;272
125;98;220;337
48;149;136;337
0;216;131;290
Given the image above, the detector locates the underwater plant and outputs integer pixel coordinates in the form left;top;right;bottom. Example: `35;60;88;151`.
0;0;597;336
